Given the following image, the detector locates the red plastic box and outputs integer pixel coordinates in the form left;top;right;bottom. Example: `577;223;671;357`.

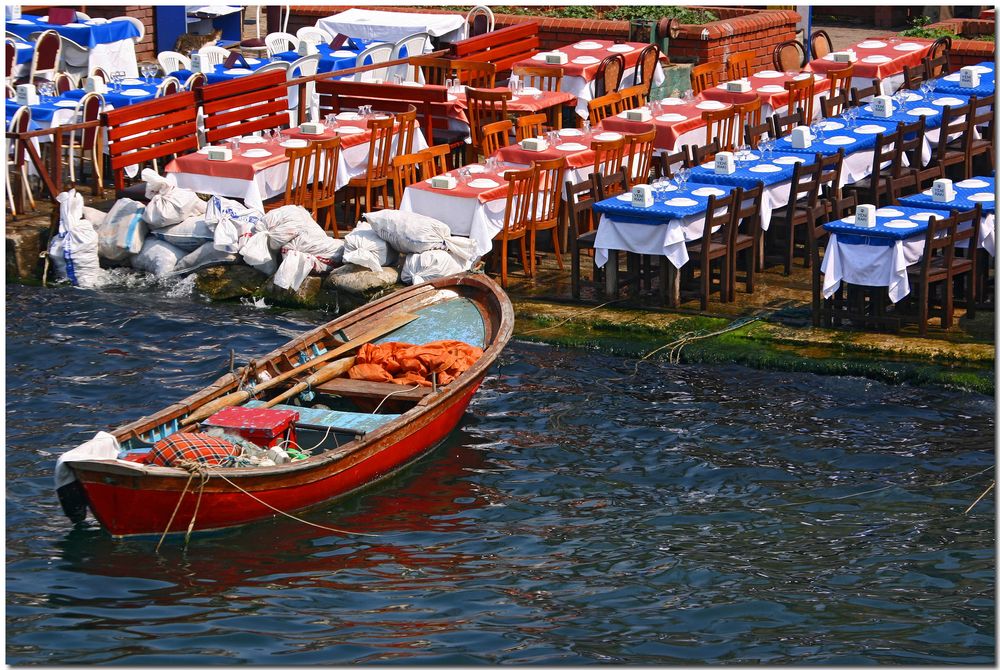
203;406;299;449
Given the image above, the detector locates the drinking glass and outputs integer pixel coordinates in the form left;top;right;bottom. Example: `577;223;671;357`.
919;81;931;100
324;113;337;131
444;78;454;93
737;143;751;165
229;136;240;153
927;78;937;94
116;70;126;92
682;89;694;103
676;166;690;192
582;120;591;136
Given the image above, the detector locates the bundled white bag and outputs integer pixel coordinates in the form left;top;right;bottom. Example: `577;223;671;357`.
131;238;187;276
241;205;320;275
152;215;214;251
141;168;207;229
173;242;239;275
273;230;345;291
206;195;263;254
96;199;146;261
82;206;106;230
401;249;472;285
342;221;398;273
48;190;105;288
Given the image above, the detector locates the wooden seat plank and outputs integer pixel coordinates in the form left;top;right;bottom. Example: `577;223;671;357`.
244;400;399;435
313;378;432;403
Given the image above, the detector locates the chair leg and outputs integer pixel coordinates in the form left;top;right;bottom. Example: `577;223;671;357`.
700;259;709;311
551;228;564;270
571;244;581;300
528;230;537;278
918;282;929;336
500;238;508;288
943;276;954;329
519;236;528;276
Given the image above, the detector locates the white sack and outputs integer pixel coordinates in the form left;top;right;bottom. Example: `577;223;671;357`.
401;249;472;285
132;238;187;276
82;206;106;230
54;431;122;489
97;199;146;261
342;221;397;273
206;195;263;254
152;215;214;251
363;209;459;254
241;205;322;274
173;241;239;274
51;190;105;288
273;231;345;291
141;168;207;228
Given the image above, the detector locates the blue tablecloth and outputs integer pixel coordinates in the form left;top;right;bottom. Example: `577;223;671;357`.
6;14;139;48
824;205;936;244
13;41;33;64
593;183;738;225
689;151;819;189
897;177;996;214
932;61;995;98
271;43;367;75
63;80;158;107
5;96;79;123
773;120;895;156
170;59;273;84
854;92;973;129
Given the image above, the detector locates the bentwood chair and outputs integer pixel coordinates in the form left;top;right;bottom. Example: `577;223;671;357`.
808;30;833;60
67;91;104;192
515;113;548;142
925;36;952;77
26;29;60;84
593;54;625;98
347;115;395;220
634;44;661;97
726;51;754;81
691;62;723;95
7;105;34;214
467;5;495;37
773;40;806;71
512;65;563;92
53;71;75;94
493;165;534;287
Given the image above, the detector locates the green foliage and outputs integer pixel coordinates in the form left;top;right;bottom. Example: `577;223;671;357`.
605;5;718;24
550;5;597;19
899;14;960;40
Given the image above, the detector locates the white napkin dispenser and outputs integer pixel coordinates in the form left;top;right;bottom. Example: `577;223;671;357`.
190;53;202;73
625;108;652;122
856;204;877;228
544;52;568;65
726;79;752;93
631;184;654;208
871;95;894;118
959;66;980;89
714;151;736;175
790;126;812;149
520;137;549;152
932;178;955;202
84;77;107;94
6;5;21;19
299;122;324;135
15;83;38;106
430;174;457;190
831;50;857;63
297;40;318;56
207;146;233;161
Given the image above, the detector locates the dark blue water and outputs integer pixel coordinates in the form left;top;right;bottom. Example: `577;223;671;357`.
6;281;995;665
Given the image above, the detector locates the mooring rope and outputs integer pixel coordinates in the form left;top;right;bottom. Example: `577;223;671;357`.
372;384;423;415
519;298;630;335
156;468;197;552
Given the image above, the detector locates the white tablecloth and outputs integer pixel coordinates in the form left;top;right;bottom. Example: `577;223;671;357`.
594;210;708;270
317;9;467;44
399;186;501;257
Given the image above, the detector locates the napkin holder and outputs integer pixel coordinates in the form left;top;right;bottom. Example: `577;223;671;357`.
959;66;980;89
714;151;736;175
625;108;652;122
206;146;233;162
85;77;107;94
329;33;349;50
790;126;812;149
430;174;457;190
856;204;876;228
190;53;202;74
15;84;38;106
297;40;318;56
299;122;324;135
6;5;21;20
630;184;654;208
48;7;75;24
871;95;894;118
223;51;248;69
932;178;955;203
520;137;549;152
544;52;568;65
725;79;752;93
831;50;857;63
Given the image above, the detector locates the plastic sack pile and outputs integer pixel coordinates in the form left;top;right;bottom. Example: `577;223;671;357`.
56;171;481;290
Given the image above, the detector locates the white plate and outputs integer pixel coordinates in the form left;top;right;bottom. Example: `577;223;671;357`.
468;178;500;189
8;19;31;24
820;121;844;131
970;65;993;74
14;43;30;49
794;73;814;81
575;41;603;50
558;128;583;136
665;197;698;206
969;192;995;202
894;42;924;52
901;91;922;101
121;78;145;85
241;149;272;158
956;179;989;188
660;97;685;106
531;53;549;62
400;81;422;87
841;215;856;224
336;112;361;121
522;86;542;96
85;18;107;25
607;44;634;53
240;135;267;144
907;107;940;116
855;124;886;134
122;88;149;96
616;193;633;201
826;136;855;145
66;22;87;28
910;212;937;221
862;55;891;64
857;40;887;49
749;164;782;173
943;73;961;82
556;142;587;151
885;220;918;228
701;162;715;169
54;100;78;108
334;126;364;134
245;58;261;64
932;96;967;107
757;85;785;94
691;187;725;197
773;156;805;165
696;100;728;111
226;68;254;75
447;93;457;102
656;113;687;123
37;16;49;22
331;50;357;58
280;139;309;148
465;164;487;173
876;208;903;217
754;70;784;79
593;132;622;141
572;56;600;65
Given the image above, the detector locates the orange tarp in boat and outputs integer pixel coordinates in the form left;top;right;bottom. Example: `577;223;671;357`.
349;340;484;387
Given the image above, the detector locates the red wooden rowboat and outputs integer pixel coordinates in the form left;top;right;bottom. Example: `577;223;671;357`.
55;274;514;538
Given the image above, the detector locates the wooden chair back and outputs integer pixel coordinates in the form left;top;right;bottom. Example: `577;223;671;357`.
744;118;771;148
282;144;315;208
592;166;629;201
691;62;723;95
850;79;883;106
515;112;547;142
809;29;833;60
316;79;448;145
726;51;754;81
530;156;566;231
933;101;972;164
624;126;656;187
53;71;74;94
590;135;628;190
702;106;738;152
656;147;689;179
410;56;496;88
594;54;625;97
512;64;562;92
784;74;816;122
420;144;450;176
365;114;396;182
773;40;806;71
391;150;428;205
587;90;621;126
618;83;647;112
925;36;952;76
816;148;844;207
465;86;510;153
819;90;850;118
501;165;535;239
769;109;804;138
827;63;854;99
394;105;418;155
687;139;721;167
200;68;288;144
733;97;762;137
481;118;513;156
912;212;958;334
312;136;341;233
634;44;661;96
903;62;927;90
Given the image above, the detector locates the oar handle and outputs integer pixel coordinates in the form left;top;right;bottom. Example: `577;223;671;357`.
264;357;356;408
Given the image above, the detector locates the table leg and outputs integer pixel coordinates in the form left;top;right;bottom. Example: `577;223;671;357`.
605;249;619;297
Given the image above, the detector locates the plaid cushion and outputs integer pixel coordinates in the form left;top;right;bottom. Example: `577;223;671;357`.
148;432;241;467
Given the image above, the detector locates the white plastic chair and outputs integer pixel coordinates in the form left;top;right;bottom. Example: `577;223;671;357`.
198;45;230;70
254;60;292;75
74;11;91;20
155;76;181;98
389;31;430;82
466;6;495;36
355;42;393;83
157;50;190;75
286;53;320;124
66;91;104;188
296;26;332;45
109;16;145;44
57;35;89;81
265;32;298;57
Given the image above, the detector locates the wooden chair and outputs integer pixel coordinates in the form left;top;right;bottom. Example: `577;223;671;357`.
691;62;723;95
393;106;418;155
767;156;823;275
784;74;816;122
310;136;342;235
591;164;629;200
590;135;628;190
617;83;647;112
744;117;772;148
951;204;982;320
702;106;738;152
726;51;754;81
420;144;451;176
809;29;833;60
850;79;883;107
391;150;427;207
512;65;563;92
684;189;741;310
770;109;804;138
587;91;621;126
843;127;901;208
773;40;806;72
481;118;513;157
827;63;854;100
904;212;958;335
686;139;721;167
966;94;995;176
819;90;850;118
813;149;846;235
655;147;689;179
925;36;952;77
732;181;764;294
515;113;547;142
527;156;567;276
266;144;314;210
624;127;656;188
733;97;762;140
410;57;496;88
902;62;927;90
927;101;971;182
634;44;661;97
566;177;600;300
347;115;395;220
493;165;533;287
465;86;510;162
593;54;625;98
7;105;34;214
889;116;931;198
811;193;857;327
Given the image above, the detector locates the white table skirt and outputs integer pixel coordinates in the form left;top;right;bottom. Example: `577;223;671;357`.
88;40;139;78
399;187;502;257
568;63;665;118
595;211;707;270
317;9;467;44
167;166;288;211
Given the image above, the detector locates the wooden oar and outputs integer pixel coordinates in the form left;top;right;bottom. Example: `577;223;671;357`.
264;356;356;408
181;312;418;425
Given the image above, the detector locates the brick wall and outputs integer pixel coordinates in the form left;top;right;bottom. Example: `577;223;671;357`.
925;18;996;69
84;5;156;63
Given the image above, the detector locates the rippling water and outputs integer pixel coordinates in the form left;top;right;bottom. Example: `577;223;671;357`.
6;282;995;664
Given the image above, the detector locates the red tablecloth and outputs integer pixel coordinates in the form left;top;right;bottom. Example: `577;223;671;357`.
165;144;288;181
806;38;933;80
512;40;649;80
496;141;596;170
597;99;725;151
700;71;832;110
407;166;509;204
286;118;397;149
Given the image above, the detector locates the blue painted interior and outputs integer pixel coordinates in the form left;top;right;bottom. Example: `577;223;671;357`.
377;297;486;348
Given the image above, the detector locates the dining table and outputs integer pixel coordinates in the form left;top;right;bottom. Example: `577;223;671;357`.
597;97;728;153
169;58;272;85
316;8;467;46
805;37;933;95
6;14;141;76
932;62;995;98
269;43;366;76
771;117;897;184
896;176;996;257
700;70;832;119
449;86;577;130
